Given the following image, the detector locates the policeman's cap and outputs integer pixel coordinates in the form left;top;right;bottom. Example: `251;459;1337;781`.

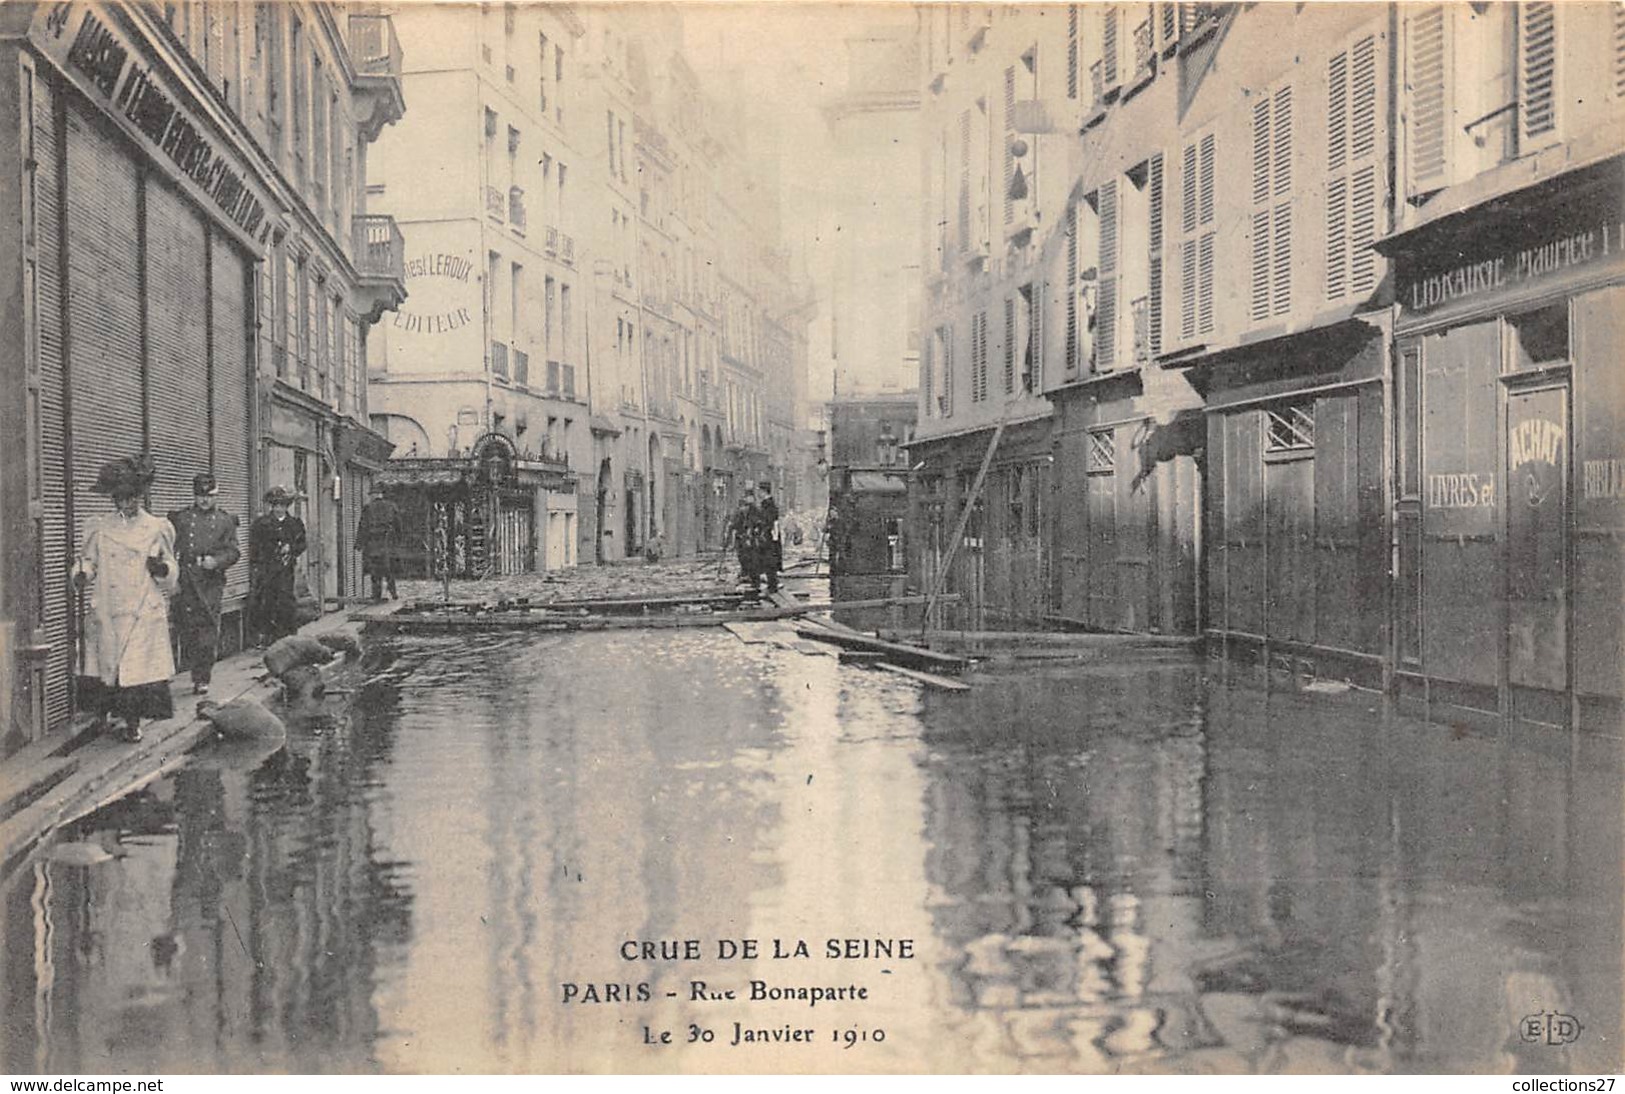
193;473;219;496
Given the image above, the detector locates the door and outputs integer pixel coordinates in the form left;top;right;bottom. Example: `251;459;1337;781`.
1505;384;1569;694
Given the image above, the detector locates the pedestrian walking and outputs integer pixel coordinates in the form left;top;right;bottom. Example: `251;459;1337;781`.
167;472;241;696
73;455;179;743
356;484;402;602
249;486;307;645
756;480;782;594
724;489;762;594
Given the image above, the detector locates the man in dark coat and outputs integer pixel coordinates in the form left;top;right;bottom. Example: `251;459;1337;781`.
756;480;782;594
724;490;761;594
356;484;402;601
249;486;307;645
168;472;241;696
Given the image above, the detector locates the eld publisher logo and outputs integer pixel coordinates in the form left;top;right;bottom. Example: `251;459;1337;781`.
1520;1011;1584;1046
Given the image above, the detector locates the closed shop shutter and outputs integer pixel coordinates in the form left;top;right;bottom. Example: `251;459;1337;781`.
210;234;253;605
33;73;72;730
145;178;211;520
341;466;361;596
65;105;144;616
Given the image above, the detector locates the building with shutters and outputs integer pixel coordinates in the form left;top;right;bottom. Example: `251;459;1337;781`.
363;3;586;576
911;5;1065;631
0;1;405;752
1375;2;1625;730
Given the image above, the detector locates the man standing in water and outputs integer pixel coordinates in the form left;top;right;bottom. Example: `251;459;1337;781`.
168;472;241;696
724;488;762;595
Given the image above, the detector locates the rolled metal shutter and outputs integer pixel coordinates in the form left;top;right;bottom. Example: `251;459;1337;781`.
34;74;72;729
65;103;144;595
341;466;361;597
210;234;253;605
145;178;211;520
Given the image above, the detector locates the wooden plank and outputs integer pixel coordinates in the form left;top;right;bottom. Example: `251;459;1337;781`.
874;663;973;692
792;625;969;674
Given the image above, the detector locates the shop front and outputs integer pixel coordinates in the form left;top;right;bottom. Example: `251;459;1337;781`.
1381;156;1625;730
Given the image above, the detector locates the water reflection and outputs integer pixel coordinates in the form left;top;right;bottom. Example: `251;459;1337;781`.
1;635;1618;1074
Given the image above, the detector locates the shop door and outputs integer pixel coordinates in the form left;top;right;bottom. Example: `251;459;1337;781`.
1505;385;1569;695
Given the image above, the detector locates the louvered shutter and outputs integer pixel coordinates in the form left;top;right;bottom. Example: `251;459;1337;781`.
1004;295;1016;392
1067;6;1080;99
1103;6;1119;88
1251;99;1272;322
1197;234;1214;334
1066;203;1079;374
210;235;252;609
1519;2;1557;144
1326;34;1381;303
146;179;212;521
1407;5;1448;194
66;103;145;554
1180;238;1197;341
923;337;934;414
1613;3;1625;99
1198;132;1214;226
943;325;954;414
1148;152;1163;356
1098;180;1118;371
1029;281;1043;391
1160;3;1177;49
1003;66;1016;227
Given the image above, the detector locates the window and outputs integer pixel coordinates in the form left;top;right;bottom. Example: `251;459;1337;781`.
1264;401;1315;453
1087;428;1115;473
511;262;524;345
1249;84;1292;323
544;275;556;357
538;32;550;111
290;16;306;177
1509;303;1569;370
1177;131;1215;340
607;110;617;176
561;284;572;361
1326;35;1378;302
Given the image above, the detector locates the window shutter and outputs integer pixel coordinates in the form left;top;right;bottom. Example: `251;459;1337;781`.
1250;209;1272;323
1180;237;1196;340
1407;5;1448;192
978;311;989;401
1181;141;1197;234
1614;3;1625;99
1272;203;1292;316
1097;277;1117;372
1197;232;1214;334
1519;2;1557;143
1030;282;1043;391
1067;6;1080;100
1004;295;1016;392
1098;180;1117;371
1148;152;1163;355
1252;97;1271;208
1103;6;1119;87
943;326;954;414
1003;66;1016;227
1198;132;1215;225
1327;34;1380;303
1160;2;1177;48
1349;164;1377;295
1066;203;1079;374
923;337;934;414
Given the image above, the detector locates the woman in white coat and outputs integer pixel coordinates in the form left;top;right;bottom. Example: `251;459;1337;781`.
74;455;180;743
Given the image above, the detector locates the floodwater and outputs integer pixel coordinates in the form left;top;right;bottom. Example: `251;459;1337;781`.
1;631;1619;1074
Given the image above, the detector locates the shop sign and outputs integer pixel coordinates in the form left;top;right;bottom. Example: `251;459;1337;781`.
1583;458;1625;501
33;2;278;248
1401;220;1625;314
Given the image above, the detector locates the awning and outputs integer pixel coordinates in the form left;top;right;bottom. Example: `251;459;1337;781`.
590;415;622;437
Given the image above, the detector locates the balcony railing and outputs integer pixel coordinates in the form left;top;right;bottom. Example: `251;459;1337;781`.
348;15;402;79
485;186;506;221
509;186;526;232
544;226;559;255
491;341;509;379
513;348;530;386
352;214;405;283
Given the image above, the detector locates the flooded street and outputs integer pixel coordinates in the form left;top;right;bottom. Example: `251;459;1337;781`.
2;632;1619;1074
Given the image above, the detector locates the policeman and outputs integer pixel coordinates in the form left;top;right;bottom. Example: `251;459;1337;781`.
755;480;782;594
168;473;241;696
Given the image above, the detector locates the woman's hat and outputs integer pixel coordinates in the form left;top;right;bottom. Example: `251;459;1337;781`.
264;485;297;505
93;455;157;496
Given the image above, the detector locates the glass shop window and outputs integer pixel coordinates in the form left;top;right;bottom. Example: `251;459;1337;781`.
1508;303;1569;371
